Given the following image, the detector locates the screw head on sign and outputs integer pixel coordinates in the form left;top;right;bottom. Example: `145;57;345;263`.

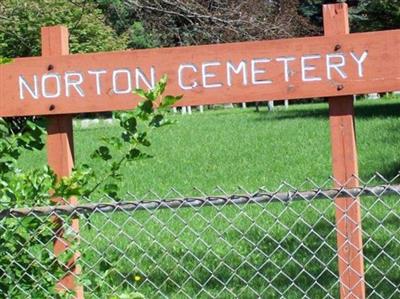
47;64;54;71
334;44;341;51
337;84;344;91
49;104;55;111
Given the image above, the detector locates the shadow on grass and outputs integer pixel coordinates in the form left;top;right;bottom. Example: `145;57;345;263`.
81;198;400;298
253;101;400;122
253;100;400;180
369;164;400;182
92;216;340;297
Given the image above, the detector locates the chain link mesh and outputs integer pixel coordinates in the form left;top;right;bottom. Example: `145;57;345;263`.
1;175;400;298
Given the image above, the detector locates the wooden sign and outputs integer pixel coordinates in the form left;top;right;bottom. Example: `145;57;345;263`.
0;4;395;298
0;29;399;116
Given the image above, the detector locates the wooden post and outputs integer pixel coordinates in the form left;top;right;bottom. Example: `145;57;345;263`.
323;4;365;299
41;26;83;298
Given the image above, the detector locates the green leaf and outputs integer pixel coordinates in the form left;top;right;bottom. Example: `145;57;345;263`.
102;136;123;149
154;74;168;98
0;57;12;64
104;183;119;198
91;146;112;161
137;132;151;147
121;117;137;133
160;95;182;109
149;114;164;127
126;148;141;161
133;88;147;99
138;100;153;115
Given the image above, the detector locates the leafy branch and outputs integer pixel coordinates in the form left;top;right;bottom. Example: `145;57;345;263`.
0;75;181;298
55;74;181;200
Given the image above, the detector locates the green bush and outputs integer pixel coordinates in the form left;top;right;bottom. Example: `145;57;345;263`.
0;0;126;57
126;22;160;49
0;75;181;298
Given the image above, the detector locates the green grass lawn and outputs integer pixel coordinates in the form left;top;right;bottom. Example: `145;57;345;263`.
20;96;400;298
20;95;400;196
76;96;400;196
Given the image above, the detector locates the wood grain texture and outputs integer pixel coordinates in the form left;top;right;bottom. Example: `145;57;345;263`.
42;26;83;298
0;29;399;116
325;4;365;299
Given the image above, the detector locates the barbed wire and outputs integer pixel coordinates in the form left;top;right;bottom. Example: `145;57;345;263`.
1;183;399;219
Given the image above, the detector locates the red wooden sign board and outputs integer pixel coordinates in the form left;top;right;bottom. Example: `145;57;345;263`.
0;29;399;117
1;3;398;299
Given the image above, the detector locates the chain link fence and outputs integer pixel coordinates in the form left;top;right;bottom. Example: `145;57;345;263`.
1;175;400;298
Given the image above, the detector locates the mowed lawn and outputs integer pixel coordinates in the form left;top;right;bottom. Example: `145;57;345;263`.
21;96;400;195
20;96;400;298
76;96;400;196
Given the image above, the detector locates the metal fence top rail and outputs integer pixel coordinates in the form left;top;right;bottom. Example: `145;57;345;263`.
1;184;399;219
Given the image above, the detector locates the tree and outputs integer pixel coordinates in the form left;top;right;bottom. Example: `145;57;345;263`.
96;0;319;47
350;0;400;32
0;0;126;58
299;0;400;33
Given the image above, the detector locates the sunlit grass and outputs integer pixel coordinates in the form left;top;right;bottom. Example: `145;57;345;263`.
19;95;400;297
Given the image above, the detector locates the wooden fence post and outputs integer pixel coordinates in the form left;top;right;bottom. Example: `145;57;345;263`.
323;4;365;299
41;26;83;298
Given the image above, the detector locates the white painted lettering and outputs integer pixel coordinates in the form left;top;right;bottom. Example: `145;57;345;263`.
88;70;106;95
65;72;85;97
301;55;322;82
112;69;132;94
19;75;39;100
42;73;61;98
135;67;155;89
326;53;347;80
251;58;272;85
178;64;198;90
226;61;247;86
350;51;368;78
202;62;222;88
276;57;296;82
